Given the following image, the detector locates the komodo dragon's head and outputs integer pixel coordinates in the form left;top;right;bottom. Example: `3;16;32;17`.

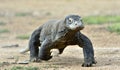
65;15;84;31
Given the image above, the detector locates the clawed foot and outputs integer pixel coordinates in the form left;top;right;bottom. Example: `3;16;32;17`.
82;60;97;67
30;57;41;62
39;56;52;61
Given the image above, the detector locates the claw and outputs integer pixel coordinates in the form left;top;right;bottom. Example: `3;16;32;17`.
92;60;97;64
82;59;97;67
30;57;41;62
82;63;92;67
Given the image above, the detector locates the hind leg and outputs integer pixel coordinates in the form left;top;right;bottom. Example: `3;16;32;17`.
29;41;40;62
29;29;41;62
50;47;66;57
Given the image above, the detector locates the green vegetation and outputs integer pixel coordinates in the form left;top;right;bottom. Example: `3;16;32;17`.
83;15;120;24
16;34;29;40
107;23;120;34
0;62;10;67
83;15;120;34
0;29;9;34
15;12;31;17
11;66;39;70
0;21;6;26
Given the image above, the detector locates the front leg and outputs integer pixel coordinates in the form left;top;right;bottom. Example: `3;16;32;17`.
77;33;96;67
38;38;53;61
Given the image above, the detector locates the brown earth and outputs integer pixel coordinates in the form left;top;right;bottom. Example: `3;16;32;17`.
0;0;120;70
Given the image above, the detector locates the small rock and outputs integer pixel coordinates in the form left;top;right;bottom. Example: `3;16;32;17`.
18;60;29;64
2;44;19;48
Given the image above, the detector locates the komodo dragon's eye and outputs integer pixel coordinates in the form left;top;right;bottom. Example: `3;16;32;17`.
68;18;73;23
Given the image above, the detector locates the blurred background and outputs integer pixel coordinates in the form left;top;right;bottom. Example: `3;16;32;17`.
0;0;120;48
0;0;120;70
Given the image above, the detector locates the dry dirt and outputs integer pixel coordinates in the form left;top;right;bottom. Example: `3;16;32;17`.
0;0;120;70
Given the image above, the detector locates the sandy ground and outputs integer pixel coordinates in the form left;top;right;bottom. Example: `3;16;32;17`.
0;0;120;70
